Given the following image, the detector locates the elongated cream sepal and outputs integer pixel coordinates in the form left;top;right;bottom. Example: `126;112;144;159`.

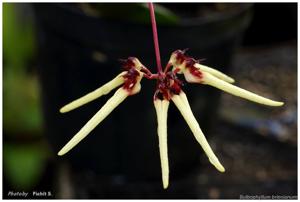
60;72;127;113
194;63;235;83
154;99;170;189
58;88;128;156
172;92;225;172
202;72;284;107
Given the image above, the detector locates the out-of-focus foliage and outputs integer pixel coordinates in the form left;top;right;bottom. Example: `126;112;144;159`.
3;3;36;69
81;3;179;25
3;3;42;135
4;71;42;135
3;3;48;190
4;144;49;190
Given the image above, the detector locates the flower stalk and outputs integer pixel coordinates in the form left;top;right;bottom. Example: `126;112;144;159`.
148;2;163;75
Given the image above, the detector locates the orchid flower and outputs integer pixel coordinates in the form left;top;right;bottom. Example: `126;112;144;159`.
57;3;284;189
58;57;145;156
167;50;284;107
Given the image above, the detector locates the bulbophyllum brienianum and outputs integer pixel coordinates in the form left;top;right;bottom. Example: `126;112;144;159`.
58;3;284;189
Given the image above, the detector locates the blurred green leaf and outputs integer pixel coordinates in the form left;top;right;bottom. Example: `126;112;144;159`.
3;69;43;136
91;3;179;25
4;143;48;190
3;3;36;70
3;3;42;136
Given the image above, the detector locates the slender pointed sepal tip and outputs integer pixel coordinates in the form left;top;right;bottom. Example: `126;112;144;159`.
163;182;169;189
154;99;170;189
57;88;128;156
59;108;65;113
57;150;64;156
202;72;284;107
60;106;69;113
172;92;225;173
59;72;126;113
209;158;225;173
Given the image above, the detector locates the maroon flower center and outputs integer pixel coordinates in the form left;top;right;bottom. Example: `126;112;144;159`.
155;72;183;100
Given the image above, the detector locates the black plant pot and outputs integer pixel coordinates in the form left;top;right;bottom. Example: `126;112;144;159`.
33;3;252;198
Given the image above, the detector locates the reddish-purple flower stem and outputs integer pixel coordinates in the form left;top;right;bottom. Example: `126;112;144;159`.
148;2;163;75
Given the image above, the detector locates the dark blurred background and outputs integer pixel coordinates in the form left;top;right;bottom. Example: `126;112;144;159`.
3;3;297;199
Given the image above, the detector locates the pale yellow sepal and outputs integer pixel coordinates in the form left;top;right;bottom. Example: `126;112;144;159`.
194;63;235;83
154;99;170;189
58;88;128;156
202;72;284;107
60;71;127;113
171;91;225;172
